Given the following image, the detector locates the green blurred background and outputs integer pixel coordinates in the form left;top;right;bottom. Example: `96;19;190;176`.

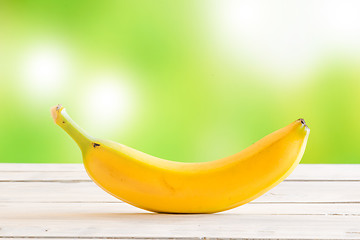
1;0;360;163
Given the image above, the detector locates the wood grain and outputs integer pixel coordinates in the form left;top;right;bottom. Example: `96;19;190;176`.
1;215;360;239
0;163;359;239
1;164;360;180
1;181;360;203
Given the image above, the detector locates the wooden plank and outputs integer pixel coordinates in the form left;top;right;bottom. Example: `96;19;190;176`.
1;202;360;217
1;164;360;181
289;164;360;181
1;181;359;203
0;163;84;172
0;236;158;240
0;171;90;182
0;238;171;240
0;236;152;240
0;215;359;239
1;164;359;240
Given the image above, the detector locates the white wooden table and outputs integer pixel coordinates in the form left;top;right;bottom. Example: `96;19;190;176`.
0;164;360;240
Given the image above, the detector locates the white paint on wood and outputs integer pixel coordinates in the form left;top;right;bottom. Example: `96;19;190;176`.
0;215;360;239
0;163;360;181
290;164;360;180
1;164;360;239
0;171;90;181
0;163;84;172
1;202;360;217
0;181;360;203
1;164;360;180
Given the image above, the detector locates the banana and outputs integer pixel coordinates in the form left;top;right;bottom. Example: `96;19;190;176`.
51;104;310;213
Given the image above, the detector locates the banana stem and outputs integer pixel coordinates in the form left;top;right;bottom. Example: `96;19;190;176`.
51;105;93;152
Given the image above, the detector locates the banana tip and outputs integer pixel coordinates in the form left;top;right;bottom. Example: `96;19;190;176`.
297;118;309;129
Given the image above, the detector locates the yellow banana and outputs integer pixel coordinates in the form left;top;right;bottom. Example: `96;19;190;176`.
51;104;310;213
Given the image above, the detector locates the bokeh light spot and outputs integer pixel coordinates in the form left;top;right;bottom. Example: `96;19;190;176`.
80;72;135;134
20;41;70;98
207;0;360;83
